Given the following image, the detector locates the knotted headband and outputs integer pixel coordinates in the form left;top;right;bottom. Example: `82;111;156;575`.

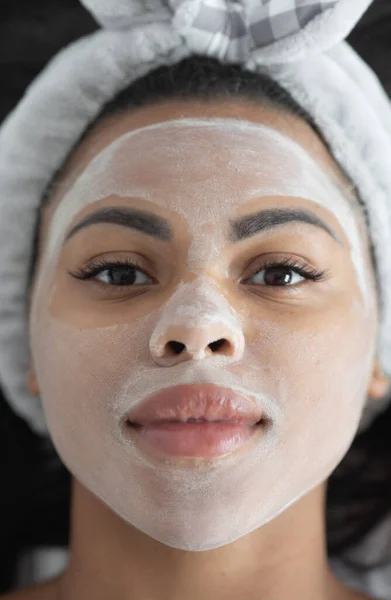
0;0;390;437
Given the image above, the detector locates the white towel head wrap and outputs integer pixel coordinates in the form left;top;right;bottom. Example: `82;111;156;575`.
0;0;390;437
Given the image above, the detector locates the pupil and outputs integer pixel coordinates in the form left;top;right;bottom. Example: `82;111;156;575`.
265;267;292;286
109;266;136;285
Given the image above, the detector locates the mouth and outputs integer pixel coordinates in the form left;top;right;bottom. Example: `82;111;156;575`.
124;384;267;459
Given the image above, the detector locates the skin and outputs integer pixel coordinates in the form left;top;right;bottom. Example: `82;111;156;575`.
5;98;389;600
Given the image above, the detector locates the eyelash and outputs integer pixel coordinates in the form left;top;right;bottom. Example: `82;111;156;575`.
68;256;328;291
245;256;327;284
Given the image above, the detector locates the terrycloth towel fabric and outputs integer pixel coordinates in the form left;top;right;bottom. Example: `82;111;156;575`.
0;1;390;436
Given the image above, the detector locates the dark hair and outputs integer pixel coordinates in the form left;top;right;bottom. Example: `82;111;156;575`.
2;9;391;597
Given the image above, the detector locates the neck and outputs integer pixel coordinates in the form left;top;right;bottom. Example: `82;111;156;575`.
55;478;353;600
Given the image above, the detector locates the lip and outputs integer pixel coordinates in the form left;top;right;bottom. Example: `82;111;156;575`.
126;383;263;425
125;384;265;458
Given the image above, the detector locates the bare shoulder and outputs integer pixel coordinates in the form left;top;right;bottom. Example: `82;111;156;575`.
0;577;61;600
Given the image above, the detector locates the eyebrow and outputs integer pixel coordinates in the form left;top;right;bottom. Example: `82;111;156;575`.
63;205;342;246
64;206;172;243
229;207;342;245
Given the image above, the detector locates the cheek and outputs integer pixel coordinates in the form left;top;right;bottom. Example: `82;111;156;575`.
244;297;376;466
30;310;167;491
29;312;153;445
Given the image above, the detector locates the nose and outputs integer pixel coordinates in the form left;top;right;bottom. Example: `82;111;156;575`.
150;323;244;367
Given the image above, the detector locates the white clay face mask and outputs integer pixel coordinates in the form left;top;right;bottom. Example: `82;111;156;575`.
30;118;377;550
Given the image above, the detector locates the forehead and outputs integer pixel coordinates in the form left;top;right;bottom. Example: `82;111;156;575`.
47;118;348;233
46;100;355;213
78;120;329;191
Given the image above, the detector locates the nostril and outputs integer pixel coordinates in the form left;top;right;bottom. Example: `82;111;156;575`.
208;338;232;354
165;338;233;357
167;341;186;355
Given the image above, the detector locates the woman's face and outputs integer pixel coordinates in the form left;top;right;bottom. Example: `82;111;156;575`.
29;99;381;551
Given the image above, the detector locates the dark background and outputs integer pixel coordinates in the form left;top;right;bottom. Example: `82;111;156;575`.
0;0;390;592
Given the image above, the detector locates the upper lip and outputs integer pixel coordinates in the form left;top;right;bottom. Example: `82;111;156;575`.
126;384;263;425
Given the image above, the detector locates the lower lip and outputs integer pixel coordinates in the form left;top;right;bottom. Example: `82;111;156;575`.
127;421;262;458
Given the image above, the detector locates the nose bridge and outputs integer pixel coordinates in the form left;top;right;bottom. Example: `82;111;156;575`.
149;278;245;366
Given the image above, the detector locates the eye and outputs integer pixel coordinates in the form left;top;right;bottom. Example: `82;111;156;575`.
244;259;327;287
250;266;305;286
69;259;154;287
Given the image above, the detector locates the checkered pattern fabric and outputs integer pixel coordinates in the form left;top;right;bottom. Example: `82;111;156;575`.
83;0;338;61
182;0;337;59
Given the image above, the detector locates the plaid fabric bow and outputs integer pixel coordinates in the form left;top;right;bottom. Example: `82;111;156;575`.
81;0;369;63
